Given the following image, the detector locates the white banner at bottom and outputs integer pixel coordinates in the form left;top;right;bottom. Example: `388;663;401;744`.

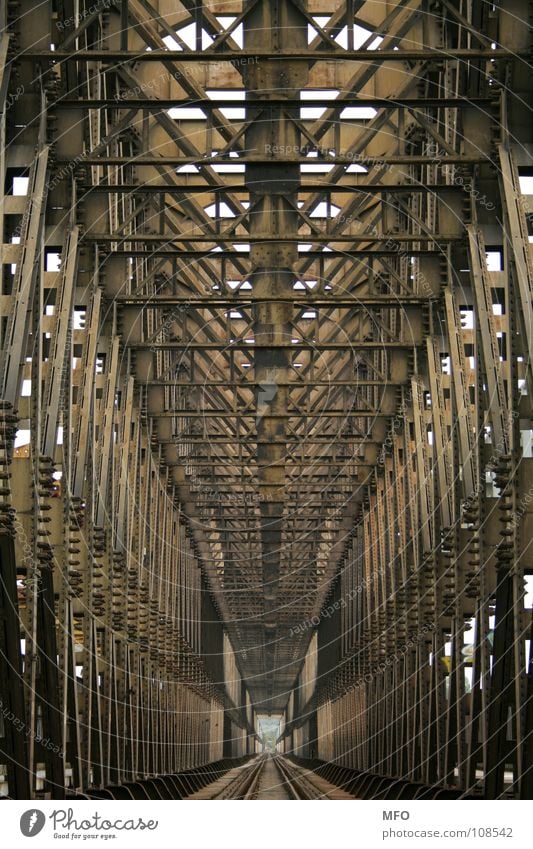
2;799;531;849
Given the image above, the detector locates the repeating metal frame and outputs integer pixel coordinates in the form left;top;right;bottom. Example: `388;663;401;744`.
0;0;531;800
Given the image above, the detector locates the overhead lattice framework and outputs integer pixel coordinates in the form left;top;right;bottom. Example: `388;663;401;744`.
0;0;532;800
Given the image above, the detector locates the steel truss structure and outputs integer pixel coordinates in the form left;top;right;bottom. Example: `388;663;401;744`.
0;0;532;800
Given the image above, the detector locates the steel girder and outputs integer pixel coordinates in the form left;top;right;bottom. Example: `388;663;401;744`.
0;0;531;800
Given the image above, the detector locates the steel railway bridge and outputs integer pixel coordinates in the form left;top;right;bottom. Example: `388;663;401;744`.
0;0;532;800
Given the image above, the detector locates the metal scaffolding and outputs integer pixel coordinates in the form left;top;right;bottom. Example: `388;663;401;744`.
0;0;531;800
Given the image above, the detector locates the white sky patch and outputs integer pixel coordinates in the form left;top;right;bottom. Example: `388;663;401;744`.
519;175;533;194
215;17;244;48
211;163;245;173
334;25;382;49
486;250;502;271
167;106;205;119
301;163;333;173
46;252;61;272
204;202;236;218
207;89;245;120
13;176;29;195
309;201;341;218
340;106;378;120
300;89;339;120
169;23;214;51
162;34;182;50
15;429;30;447
524;575;533;608
460;308;474;329
294;279;317;290
307;16;330;44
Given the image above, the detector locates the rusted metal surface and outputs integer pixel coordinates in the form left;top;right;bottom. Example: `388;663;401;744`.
0;0;531;800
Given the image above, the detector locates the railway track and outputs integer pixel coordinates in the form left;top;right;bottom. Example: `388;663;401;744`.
209;755;346;800
272;756;326;800
214;755;270;800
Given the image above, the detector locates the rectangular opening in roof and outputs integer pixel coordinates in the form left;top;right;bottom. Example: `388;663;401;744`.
206;90;245;120
13;176;29;196
299;89;339;120
340;106;378;120
45;249;62;272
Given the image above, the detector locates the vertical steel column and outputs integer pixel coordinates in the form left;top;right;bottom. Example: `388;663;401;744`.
243;0;309;710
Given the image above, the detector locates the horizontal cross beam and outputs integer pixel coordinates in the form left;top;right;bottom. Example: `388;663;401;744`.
83;183;462;194
55;156;486;166
103;249;445;258
87;233;460;243
54;97;492;110
20;48;526;61
151;410;383;417
116;297;430;306
145;380;406;386
133;341;417;349
159;437;375;443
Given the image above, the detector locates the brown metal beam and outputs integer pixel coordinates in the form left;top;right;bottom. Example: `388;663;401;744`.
20;48;527;60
